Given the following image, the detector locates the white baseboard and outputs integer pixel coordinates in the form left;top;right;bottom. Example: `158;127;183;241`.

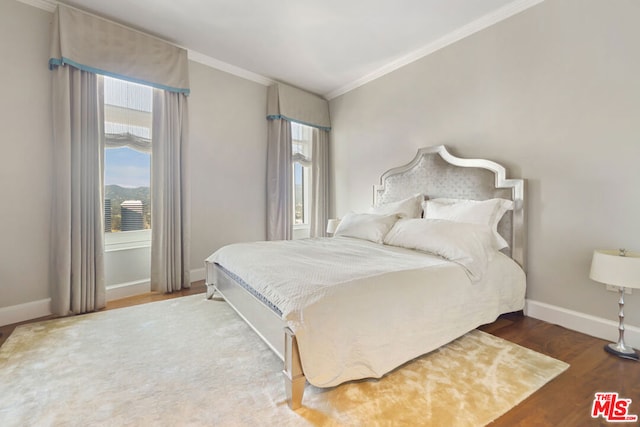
1;268;208;327
0;298;52;327
106;280;151;302
525;299;640;349
105;267;205;301
8;288;635;351
191;267;205;282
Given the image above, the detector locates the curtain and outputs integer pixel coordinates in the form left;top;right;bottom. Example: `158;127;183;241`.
151;89;191;292
50;66;105;316
104;76;153;153
50;4;191;297
310;129;330;238
50;4;189;94
267;83;331;240
266;118;293;240
266;83;330;130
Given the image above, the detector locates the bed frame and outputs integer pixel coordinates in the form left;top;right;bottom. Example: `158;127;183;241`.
205;145;525;409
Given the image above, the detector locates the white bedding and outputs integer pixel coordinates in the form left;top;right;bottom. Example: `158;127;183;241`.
206;236;525;387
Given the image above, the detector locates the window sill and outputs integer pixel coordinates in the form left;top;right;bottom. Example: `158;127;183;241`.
292;224;310;240
105;229;151;252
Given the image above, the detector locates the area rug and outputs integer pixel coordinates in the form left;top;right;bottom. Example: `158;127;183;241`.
0;295;568;426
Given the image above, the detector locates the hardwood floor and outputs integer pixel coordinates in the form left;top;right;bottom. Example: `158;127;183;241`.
480;314;640;426
1;284;638;426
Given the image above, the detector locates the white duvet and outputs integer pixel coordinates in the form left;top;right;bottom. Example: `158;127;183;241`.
207;236;525;387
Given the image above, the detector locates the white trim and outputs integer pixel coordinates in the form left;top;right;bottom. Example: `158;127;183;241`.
191;267;205;282
1;267;206;327
324;0;545;99
106;279;151;301
187;50;273;87
16;0;542;98
105;267;206;301
292;224;311;240
14;0;274;87
104;229;152;252
3;292;637;354
0;298;52;327
14;0;56;12
525;299;640;349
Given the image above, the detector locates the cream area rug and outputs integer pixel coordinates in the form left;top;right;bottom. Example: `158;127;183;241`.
0;295;568;426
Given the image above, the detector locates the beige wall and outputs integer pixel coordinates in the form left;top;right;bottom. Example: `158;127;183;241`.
0;1;268;311
188;61;267;269
329;0;640;326
0;0;52;307
3;0;639;337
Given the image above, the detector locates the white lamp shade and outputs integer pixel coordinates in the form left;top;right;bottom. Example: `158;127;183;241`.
590;249;640;289
326;218;341;234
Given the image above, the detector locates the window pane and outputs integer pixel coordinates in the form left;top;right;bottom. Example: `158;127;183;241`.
291;122;312;227
103;76;152;234
104;76;152;112
105;147;151;232
105;122;151;140
292;122;312;160
294;162;304;224
105;147;150;187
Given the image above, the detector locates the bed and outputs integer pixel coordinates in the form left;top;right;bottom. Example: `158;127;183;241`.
205;145;526;409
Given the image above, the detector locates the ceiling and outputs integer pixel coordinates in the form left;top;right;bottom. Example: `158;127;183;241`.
30;0;541;98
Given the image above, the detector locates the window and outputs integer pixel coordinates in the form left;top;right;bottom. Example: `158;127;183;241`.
103;76;153;242
291;122;312;226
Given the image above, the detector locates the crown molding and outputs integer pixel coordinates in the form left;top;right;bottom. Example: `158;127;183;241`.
16;0;542;96
324;0;545;100
15;0;56;12
187;50;273;87
14;0;274;87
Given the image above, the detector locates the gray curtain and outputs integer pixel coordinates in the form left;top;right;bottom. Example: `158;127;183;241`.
50;66;105;316
266;83;330;240
266;118;293;240
150;89;190;292
310;128;330;238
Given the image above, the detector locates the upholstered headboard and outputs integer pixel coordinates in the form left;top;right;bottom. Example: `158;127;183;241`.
373;145;526;269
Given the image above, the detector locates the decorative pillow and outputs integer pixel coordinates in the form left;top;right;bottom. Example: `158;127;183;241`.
334;212;399;244
383;218;494;281
369;193;423;219
423;198;514;250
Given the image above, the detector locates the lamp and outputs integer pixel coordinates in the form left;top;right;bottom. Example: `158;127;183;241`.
589;249;640;360
326;218;341;235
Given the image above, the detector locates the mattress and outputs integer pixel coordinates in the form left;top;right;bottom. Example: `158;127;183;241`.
206;236;525;387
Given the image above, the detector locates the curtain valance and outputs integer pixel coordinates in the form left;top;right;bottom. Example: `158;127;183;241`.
267;83;331;131
49;5;190;95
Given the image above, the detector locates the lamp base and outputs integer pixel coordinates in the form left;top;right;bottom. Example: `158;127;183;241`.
604;343;639;361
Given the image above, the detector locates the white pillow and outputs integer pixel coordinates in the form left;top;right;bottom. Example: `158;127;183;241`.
423;198;513;250
334;212;399;244
369;193;423;219
383;218;494;281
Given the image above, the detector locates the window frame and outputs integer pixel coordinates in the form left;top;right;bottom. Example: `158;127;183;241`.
291;122;312;234
103;76;153;250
